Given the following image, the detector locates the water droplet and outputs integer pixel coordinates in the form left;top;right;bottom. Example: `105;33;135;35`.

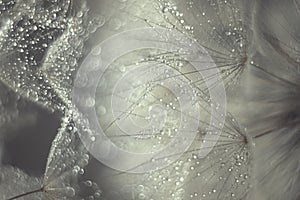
109;18;122;30
91;46;102;56
97;106;106;115
138;193;146;199
85;97;95;107
85;180;93;187
65;187;75;197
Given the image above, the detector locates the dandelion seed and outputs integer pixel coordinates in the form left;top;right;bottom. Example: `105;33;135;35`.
1;0;103;199
0;0;102;112
152;0;254;90
5;111;102;200
100;111;253;199
0;166;44;200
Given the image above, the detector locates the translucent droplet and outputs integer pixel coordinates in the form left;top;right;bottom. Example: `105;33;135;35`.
65;187;75;197
97;106;106;115
85;180;93;187
85;97;95;107
91;46;101;56
109;18;122;30
138;193;146;199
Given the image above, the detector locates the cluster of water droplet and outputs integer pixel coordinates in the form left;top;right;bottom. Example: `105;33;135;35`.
41;5;106;99
0;0;15;16
0;0;106;112
156;0;251;89
0;0;70;111
42;109;103;200
0;0;107;199
113;114;252;200
93;50;183;153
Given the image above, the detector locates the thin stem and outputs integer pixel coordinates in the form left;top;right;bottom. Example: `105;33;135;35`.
7;187;44;200
253;129;274;139
252;62;298;87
